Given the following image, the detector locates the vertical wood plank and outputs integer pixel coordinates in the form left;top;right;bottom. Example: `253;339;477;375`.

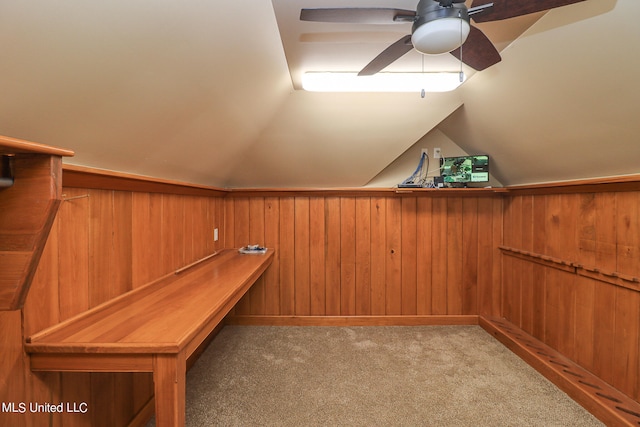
131;192;162;288
401;197;417;315
233;197;250;249
575;193;596;371
462;197;478;315
249;197;266;315
446;197;463;315
223;197;235;250
370;197;386;315
279;197;295;315
519;195;534;333
264;197;281;315
88;190;114;308
560;194;579;360
431;197;447;315
616;191;639;276
340;197;356;315
476;197;493;316
161;194;185;273
531;195;547;340
591;192;617;384
233;197;251;314
491;197;503;317
613;191;640;399
324;197;341;315
112;192;133;297
183;196;196;264
385;197;402;315
295;197;311;315
215;197;225;252
416;197;432;315
355;197;371;315
503;196;522;325
58;187;89;320
309;197;326;315
544;195;563;351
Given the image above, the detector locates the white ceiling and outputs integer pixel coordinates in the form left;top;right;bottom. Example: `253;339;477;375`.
0;0;635;188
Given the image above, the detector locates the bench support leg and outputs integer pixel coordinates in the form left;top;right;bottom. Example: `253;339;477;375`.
153;353;186;427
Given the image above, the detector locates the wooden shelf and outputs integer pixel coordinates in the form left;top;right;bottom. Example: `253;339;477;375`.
0;135;74;310
227;186;506;198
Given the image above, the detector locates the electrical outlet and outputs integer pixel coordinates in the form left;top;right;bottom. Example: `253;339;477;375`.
213;228;219;242
421;148;429;156
434;148;442;159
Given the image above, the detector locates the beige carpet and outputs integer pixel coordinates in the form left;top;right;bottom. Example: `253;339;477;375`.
148;325;603;426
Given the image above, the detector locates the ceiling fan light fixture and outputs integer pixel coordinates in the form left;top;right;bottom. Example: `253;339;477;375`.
411;17;470;55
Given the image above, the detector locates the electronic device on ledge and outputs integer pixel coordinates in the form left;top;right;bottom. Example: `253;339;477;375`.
439;154;489;188
398;151;429;188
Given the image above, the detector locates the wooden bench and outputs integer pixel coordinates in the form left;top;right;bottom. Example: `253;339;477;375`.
24;249;273;427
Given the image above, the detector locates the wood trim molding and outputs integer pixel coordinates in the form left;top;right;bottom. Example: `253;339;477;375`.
578;267;640;293
499;246;640;293
504;175;640;195
226;187;505;198
62;164;228;197
225;315;479;326
480;316;640;427
499;246;577;274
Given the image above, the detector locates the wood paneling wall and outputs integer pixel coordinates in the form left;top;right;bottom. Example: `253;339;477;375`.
8;176;639;426
0;187;224;427
225;194;503;319
502;191;640;403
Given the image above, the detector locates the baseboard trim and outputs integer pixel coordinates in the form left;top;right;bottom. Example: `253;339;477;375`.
479;315;640;427
226;315;479;326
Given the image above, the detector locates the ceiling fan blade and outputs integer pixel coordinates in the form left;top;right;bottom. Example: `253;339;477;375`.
449;26;501;71
358;35;414;76
300;8;415;24
470;0;586;23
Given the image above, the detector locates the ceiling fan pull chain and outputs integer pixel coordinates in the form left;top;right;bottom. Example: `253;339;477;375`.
421;54;426;98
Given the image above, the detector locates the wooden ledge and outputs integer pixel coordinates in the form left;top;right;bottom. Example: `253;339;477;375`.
25;249;273;355
0;135;74;157
226;187;505;198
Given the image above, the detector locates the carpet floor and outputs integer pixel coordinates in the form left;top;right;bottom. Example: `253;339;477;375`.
148;325;604;426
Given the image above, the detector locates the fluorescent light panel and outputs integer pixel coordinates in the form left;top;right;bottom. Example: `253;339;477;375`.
302;72;465;93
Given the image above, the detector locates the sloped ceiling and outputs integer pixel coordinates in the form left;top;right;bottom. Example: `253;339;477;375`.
0;0;634;188
439;0;636;186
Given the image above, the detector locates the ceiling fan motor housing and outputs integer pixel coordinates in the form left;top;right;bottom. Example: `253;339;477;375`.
411;0;470;55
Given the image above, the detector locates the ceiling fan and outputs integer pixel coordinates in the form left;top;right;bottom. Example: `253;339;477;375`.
300;0;586;74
